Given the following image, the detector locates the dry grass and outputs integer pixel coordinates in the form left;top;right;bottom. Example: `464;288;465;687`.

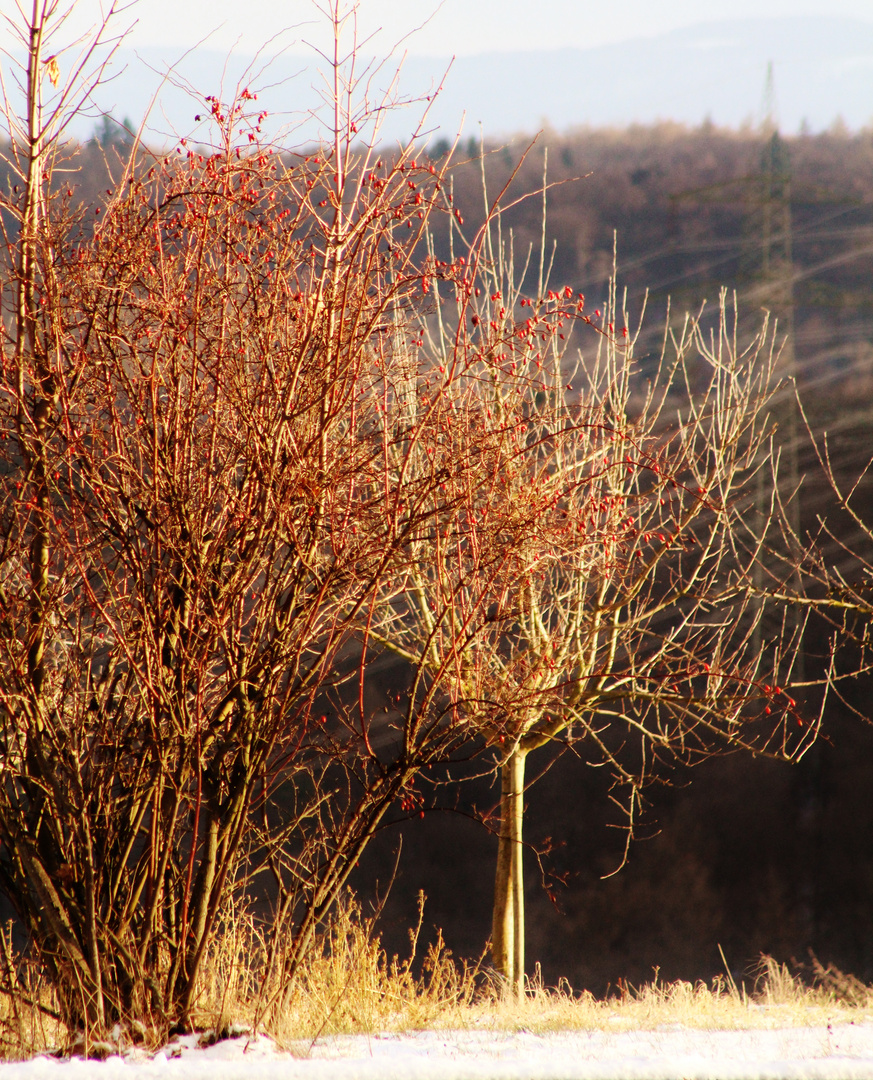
482;958;873;1034
0;902;871;1058
0;925;64;1059
186;899;873;1045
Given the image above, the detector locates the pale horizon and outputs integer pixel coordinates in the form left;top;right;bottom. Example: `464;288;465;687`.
8;2;873;142
50;0;873;58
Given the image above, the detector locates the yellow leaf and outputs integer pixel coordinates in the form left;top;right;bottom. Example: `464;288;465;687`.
44;56;60;88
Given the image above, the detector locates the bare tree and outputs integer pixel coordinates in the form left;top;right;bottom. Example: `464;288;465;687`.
372;201;820;993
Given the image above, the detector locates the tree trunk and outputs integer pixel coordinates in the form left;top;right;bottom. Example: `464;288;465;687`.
491;747;526;996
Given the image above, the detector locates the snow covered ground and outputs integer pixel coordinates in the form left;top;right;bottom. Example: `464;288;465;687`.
2;1024;873;1080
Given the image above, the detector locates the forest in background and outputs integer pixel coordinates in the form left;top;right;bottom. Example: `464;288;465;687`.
5;114;873;1000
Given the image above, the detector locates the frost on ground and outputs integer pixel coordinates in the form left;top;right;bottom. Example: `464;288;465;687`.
2;1025;873;1080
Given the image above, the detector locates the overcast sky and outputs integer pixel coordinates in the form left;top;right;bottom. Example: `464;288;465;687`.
55;0;873;56
15;0;872;140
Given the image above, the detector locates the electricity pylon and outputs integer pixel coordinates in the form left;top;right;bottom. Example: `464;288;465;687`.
737;64;803;671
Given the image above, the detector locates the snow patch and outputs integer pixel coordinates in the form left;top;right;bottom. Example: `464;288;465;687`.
2;1025;873;1080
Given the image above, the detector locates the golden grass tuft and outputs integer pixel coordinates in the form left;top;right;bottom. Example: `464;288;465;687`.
0;900;871;1059
190;899;873;1045
0;925;64;1059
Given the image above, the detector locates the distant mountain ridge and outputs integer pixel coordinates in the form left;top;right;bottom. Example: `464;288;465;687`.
73;15;873;143
412;16;873;135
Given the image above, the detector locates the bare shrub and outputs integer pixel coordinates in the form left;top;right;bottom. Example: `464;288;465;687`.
0;0;563;1042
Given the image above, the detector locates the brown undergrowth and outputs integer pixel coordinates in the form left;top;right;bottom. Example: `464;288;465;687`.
0;900;870;1059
